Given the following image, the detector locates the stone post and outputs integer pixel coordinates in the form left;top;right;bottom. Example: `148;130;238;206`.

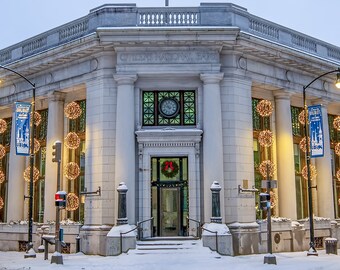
210;181;222;223
117;182;128;225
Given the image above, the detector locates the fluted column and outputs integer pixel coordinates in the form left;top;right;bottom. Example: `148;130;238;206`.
314;103;334;218
200;73;224;223
274;92;297;219
114;74;137;224
7;108;26;221
44;92;65;222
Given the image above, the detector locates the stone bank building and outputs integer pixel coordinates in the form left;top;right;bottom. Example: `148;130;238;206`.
0;3;340;255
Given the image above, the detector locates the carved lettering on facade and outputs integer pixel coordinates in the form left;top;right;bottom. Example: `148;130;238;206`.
118;51;219;64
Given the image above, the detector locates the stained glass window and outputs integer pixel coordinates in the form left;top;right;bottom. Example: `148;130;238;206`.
142;91;196;126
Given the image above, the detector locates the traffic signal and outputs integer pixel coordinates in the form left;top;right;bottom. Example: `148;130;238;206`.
52;141;62;162
55;191;67;208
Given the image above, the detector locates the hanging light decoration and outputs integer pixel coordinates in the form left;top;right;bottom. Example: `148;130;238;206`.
259;160;275;178
0;119;7;134
65;132;80;149
258;130;273;147
64;162;80;180
0;196;3;210
335;142;340;156
34;111;42;126
299;137;310;153
0;145;6;160
23;166;40;182
302;164;317;180
64;101;82;119
30;138;41;154
333;116;340;131
256;99;273;117
336;169;340;181
66;193;80;211
298;111;306;126
0;170;5;184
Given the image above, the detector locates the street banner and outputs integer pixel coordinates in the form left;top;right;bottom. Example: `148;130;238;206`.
308;105;324;158
15;102;31;156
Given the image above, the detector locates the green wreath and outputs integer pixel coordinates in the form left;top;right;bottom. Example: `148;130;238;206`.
161;160;179;178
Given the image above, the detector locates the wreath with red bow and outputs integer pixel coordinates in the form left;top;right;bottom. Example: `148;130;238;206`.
161;160;179;178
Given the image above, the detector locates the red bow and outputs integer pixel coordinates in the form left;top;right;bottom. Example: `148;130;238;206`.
164;161;174;171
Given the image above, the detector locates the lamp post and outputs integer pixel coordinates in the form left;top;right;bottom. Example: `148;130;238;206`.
0;65;36;258
303;67;340;256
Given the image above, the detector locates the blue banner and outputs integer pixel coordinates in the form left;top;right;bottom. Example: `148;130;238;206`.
308;105;324;158
15;102;31;156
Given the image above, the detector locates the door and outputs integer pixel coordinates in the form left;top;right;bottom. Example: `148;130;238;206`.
151;157;188;237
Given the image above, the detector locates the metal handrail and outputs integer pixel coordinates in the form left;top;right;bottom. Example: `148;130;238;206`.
119;226;138;255
201;226;219;254
186;216;201;238
137;217;154;240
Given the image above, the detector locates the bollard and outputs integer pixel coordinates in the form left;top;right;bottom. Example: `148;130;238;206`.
210;181;222;223
117;182;128;225
76;235;81;253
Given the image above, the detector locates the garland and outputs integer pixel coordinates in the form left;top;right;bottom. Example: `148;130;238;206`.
161;160;179;178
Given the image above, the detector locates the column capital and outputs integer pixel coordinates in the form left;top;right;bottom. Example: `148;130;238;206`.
48;91;66;102
273;90;293;100
113;74;137;86
200;73;224;84
312;97;331;107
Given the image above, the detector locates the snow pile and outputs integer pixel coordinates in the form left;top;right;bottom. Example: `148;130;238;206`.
202;223;230;235
107;224;137;237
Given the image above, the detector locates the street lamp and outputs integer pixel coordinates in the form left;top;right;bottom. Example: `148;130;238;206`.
303;67;340;256
0;65;36;258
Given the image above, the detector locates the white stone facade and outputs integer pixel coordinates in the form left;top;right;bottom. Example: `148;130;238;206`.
0;3;340;255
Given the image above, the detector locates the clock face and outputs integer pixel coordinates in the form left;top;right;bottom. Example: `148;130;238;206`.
159;98;180;118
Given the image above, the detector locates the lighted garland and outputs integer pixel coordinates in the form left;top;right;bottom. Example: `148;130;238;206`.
23;166;40;182
298;111;306;126
161;160;179;178
65;132;80;149
336;169;340;181
259;160;275;178
256;100;273;117
335;143;340;156
258;130;273;147
302;164;317;180
34;112;42;126
64;102;82;119
30;138;41;154
0;145;6;160
0;170;5;184
0;197;3;210
66;193;79;211
64;162;80;180
333;116;340;131
299;137;310;153
0;119;7;134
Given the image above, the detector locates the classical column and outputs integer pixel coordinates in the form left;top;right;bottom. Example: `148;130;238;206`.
314;103;334;218
114;74;137;224
274;92;297;219
7;108;26;221
44;92;65;222
200;73;224;223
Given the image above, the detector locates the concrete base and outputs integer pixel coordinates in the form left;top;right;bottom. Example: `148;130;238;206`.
24;248;36;258
202;223;234;256
106;224;136;256
264;254;277;264
51;251;63;264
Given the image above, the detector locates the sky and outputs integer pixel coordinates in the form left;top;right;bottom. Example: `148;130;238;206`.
0;241;339;270
1;0;340;50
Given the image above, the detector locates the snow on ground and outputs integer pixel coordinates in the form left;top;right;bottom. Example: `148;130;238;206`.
0;241;339;270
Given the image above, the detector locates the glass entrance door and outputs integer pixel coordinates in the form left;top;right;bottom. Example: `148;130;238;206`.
151;157;188;237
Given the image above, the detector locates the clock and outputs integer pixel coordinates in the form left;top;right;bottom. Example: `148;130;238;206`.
159;98;180;118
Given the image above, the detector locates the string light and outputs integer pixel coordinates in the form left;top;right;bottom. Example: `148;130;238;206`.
259;160;275;178
0;197;3;210
258;130;273;147
298;111;306;126
65;132;80;149
30;138;41;154
64;162;80;180
0;145;6;159
0;119;7;134
0;170;5;184
333;116;340;131
64;102;82;119
335;142;340;156
256;100;273;117
299;137;310;153
34;112;42;126
23;166;40;182
66;193;79;211
302;164;317;180
336;169;340;181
